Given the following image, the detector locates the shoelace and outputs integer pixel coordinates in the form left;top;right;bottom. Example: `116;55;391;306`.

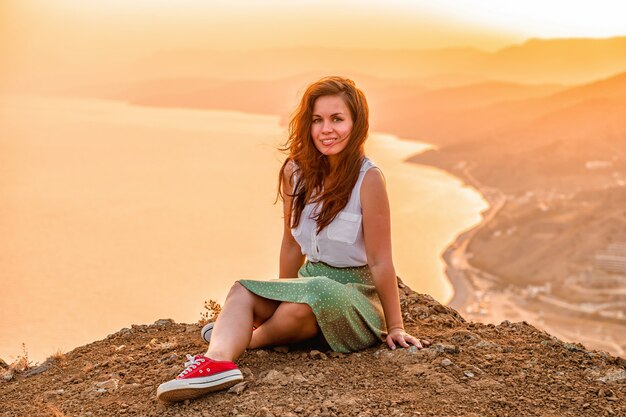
178;354;206;378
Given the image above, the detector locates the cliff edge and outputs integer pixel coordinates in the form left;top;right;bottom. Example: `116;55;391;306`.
1;282;624;417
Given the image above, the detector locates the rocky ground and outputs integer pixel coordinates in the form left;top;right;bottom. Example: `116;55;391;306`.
2;282;625;417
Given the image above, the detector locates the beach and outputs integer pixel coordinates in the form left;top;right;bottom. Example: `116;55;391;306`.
433;160;626;357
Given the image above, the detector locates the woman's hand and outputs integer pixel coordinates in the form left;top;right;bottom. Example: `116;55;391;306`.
386;328;431;350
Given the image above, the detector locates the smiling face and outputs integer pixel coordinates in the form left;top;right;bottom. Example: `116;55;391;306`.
310;95;354;164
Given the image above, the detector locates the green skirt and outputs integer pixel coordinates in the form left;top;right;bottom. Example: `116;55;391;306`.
238;261;386;353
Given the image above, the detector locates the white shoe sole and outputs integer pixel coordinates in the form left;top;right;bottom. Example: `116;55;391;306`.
200;322;214;344
157;369;243;402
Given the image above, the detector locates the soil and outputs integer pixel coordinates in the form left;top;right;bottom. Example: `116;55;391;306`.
2;282;625;417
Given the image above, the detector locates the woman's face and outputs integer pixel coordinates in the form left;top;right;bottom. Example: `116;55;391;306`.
310;95;353;161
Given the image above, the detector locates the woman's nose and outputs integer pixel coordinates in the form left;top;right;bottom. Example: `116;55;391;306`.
322;120;333;133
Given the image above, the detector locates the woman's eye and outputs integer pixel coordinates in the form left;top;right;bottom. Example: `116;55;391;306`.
312;119;320;123
333;118;343;122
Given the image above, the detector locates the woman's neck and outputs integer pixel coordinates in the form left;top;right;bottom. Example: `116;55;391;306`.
327;154;339;170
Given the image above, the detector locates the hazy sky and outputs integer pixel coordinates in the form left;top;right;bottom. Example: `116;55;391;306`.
5;1;626;54
2;0;625;85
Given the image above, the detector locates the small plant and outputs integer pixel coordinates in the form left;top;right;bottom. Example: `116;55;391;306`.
12;343;31;372
1;343;31;380
198;299;222;325
48;348;66;363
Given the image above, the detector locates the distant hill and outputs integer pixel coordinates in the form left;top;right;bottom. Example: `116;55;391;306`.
26;36;625;100
394;71;626;145
123;38;626;85
408;71;626;193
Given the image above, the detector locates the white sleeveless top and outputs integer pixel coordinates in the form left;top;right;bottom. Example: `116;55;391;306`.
290;157;377;267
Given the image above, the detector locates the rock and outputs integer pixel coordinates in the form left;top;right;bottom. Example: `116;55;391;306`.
448;329;480;345
0;358;8;369
228;381;248;395
464;371;475;378
153;319;175;327
158;353;179;364
44;389;65;398
95;378;119;392
563;342;585;352
441;359;453;367
310;350;328;360
24;363;51;377
131;324;148;332
254;407;274;417
256;350;269;357
115;328;133;338
262;369;285;384
431;344;460;354
119;383;141;392
374;348;393;358
329;352;345;359
240;366;255;380
290;371;308;383
273;346;289;354
2;370;14;381
474;341;501;350
598;369;626;383
146;338;176;351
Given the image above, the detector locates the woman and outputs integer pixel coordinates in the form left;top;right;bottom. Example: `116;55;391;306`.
157;76;430;402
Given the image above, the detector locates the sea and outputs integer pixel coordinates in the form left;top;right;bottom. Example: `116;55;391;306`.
0;94;487;362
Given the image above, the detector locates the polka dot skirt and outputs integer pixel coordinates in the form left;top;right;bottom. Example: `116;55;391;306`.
238;261;386;353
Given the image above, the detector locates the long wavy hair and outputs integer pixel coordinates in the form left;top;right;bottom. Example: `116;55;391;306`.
277;76;370;233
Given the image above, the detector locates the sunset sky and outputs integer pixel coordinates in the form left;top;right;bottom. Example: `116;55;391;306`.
3;1;625;57
2;0;624;91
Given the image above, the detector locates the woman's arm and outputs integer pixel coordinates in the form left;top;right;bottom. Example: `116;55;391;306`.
361;168;429;349
279;162;305;278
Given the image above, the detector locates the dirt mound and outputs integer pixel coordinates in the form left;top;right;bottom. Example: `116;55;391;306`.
2;283;625;417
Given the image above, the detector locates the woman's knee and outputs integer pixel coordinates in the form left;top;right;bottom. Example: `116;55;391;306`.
226;281;252;300
227;282;280;322
280;302;316;323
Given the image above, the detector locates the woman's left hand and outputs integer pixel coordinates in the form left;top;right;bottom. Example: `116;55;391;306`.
386;328;431;350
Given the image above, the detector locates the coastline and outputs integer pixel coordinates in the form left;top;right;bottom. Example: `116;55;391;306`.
416;160;507;313
415;158;626;357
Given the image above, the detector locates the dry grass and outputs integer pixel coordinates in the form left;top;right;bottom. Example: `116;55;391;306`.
11;343;31;372
198;299;222;325
47;348;66;364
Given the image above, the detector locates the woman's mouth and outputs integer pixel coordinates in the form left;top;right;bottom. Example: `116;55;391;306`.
320;138;336;146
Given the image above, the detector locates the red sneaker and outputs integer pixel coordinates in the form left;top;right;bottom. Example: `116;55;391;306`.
157;354;243;402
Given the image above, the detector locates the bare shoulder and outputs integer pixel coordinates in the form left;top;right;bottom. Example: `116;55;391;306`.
361;167;386;194
282;159;298;187
360;167;388;207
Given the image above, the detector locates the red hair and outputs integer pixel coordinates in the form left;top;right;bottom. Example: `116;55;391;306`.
277;76;370;233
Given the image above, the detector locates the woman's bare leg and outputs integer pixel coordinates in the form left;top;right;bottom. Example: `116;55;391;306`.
248;302;320;349
205;282;280;362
